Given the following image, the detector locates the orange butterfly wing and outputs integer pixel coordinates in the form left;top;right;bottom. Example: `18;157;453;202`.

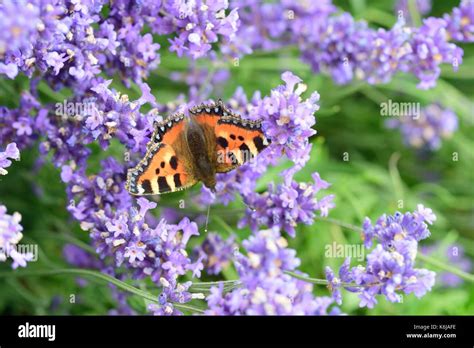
214;116;270;173
190;100;271;173
126;114;197;195
189;101;222;128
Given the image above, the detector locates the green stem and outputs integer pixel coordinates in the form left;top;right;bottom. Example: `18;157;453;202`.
0;268;212;313
315;216;363;233
174;303;205;314
407;0;422;27
284;271;329;285
360;86;388;105
317;105;341;118
190;280;242;294
0;268;159;303
284;271;365;288
191;279;240;287
6;278;47;308
389;152;404;202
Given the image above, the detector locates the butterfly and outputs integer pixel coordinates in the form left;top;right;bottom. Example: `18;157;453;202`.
125;99;270;195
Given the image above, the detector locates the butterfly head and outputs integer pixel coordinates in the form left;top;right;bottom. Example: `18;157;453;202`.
202;175;217;193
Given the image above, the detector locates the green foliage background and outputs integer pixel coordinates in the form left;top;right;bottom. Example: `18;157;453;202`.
0;0;473;315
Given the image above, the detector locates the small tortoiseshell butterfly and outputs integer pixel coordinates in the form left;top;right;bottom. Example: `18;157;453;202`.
125;100;270;195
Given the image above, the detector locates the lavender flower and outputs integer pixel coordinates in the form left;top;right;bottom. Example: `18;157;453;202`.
0;0;40;57
85;80;157;152
194;233;237;275
325;272;342;304
100;20;160;83
299;13;463;89
224;0;335;56
148;278;205;316
0;0;162;90
300;13;374;85
258;71;319;164
0;92;40;150
327;207;436;308
0;205;33;269
63;156;204;313
0;142;20;175
444;0;474;42
2;0;465;92
240;172;334;237
206;228;339;315
225;0;465;88
88;194;203;298
151;1;239;60
360;20;412;85
407;17;463;89
362;204;435;249
0;142;31;269
385;104;458;150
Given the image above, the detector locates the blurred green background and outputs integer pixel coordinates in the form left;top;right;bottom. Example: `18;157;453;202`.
0;0;472;315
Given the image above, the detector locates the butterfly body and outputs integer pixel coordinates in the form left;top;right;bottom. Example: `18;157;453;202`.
126;100;270;196
183;115;217;191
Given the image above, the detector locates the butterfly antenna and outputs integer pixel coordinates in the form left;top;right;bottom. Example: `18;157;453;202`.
204;203;211;233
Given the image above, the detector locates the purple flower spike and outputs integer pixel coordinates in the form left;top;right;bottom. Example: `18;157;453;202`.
194;233;237;275
386;104;458;150
444;0;474;42
240;171;334;237
206;228;340;315
0;205;32;269
331;208;437;307
0;143;20;175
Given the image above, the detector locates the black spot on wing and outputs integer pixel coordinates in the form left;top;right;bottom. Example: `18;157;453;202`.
230;134;236;140
253;136;266;152
141;180;152;194
157;176;171;192
160;161;165;168
239;143;253;162
217;136;228;148
238;135;244;141
173;173;182;188
155;168;160;175
169;156;178;170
